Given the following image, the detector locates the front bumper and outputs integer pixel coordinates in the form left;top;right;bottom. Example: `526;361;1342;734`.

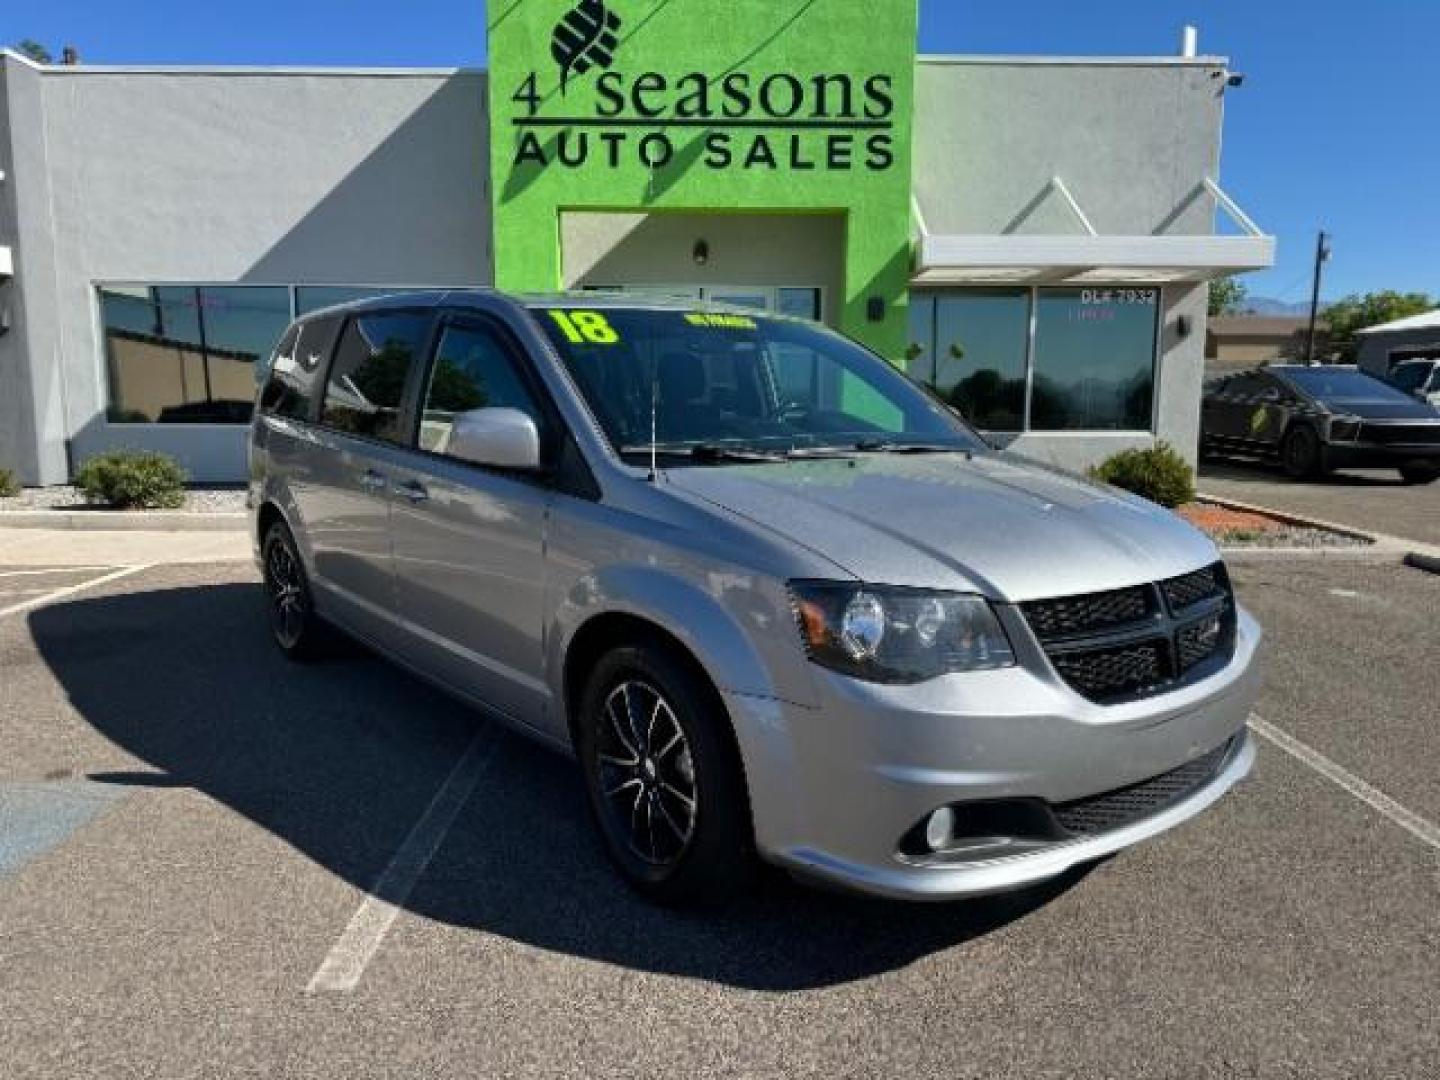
725;606;1262;901
1326;443;1440;469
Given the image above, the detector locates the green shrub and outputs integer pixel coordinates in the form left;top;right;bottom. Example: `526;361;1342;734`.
1087;442;1196;509
0;466;20;498
74;450;187;509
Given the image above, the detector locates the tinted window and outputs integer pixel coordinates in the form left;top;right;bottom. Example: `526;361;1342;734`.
1390;363;1430;393
419;324;544;456
1282;367;1415;404
1031;288;1159;431
320;312;432;442
259;316;340;422
100;285;291;424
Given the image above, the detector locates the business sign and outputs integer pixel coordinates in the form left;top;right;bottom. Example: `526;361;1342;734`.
507;1;900;174
488;0;919;358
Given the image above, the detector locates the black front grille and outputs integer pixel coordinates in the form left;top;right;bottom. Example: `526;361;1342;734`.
1359;422;1440;447
1021;585;1155;641
1163;565;1224;612
1051;639;1168;700
1053;738;1235;835
1021;562;1236;704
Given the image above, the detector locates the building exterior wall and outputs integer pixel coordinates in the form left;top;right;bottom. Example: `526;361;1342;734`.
6;63;491;482
1;39;1251;485
1;55;68;486
914;58;1224;237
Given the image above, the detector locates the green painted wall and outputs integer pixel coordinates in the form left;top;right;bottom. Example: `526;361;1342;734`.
487;0;919;360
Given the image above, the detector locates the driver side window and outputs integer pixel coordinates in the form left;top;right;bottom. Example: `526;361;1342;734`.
419;323;545;457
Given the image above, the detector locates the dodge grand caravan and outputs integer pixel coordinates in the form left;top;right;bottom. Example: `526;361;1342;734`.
250;291;1260;903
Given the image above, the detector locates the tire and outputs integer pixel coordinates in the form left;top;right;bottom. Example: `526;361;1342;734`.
1399;465;1440;485
1280;425;1324;480
576;638;755;905
261;520;327;661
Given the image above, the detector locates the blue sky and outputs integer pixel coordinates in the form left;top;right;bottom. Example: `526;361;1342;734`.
6;0;1437;302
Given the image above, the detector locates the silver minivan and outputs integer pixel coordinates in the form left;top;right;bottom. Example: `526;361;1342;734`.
250;291;1260;904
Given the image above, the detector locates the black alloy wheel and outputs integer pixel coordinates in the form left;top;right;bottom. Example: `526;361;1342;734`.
262;521;325;660
577;641;754;905
1281;425;1324;479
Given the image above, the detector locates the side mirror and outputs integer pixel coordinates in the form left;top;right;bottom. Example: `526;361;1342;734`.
445;407;542;471
1257;387;1281;403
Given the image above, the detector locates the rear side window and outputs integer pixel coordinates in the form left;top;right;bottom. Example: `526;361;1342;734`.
259;316;340;421
319;312;431;443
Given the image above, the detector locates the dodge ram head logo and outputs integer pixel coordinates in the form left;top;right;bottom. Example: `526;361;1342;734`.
552;0;623;93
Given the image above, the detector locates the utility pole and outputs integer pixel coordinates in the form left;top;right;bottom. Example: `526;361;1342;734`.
1304;230;1331;365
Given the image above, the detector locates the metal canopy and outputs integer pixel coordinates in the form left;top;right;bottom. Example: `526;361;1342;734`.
912;177;1275;286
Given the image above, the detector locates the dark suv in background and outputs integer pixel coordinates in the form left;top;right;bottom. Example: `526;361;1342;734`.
1201;364;1440;484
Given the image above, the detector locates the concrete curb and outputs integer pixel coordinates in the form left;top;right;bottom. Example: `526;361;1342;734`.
0;510;248;533
1197;490;1440;563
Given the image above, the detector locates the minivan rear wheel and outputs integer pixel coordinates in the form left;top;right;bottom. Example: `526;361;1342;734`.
576;640;754;905
261;520;326;661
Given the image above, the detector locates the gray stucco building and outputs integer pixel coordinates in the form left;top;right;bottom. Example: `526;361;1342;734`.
0;27;1272;486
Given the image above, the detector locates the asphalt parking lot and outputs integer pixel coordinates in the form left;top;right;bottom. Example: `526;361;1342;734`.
1200;461;1440;548
2;554;1438;1078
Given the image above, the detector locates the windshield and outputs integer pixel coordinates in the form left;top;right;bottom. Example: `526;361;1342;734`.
531;305;984;458
1281;367;1417;405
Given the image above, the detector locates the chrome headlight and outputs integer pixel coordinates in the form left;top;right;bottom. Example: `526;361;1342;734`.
789;582;1016;684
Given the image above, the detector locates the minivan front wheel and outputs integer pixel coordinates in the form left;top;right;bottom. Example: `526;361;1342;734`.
261;520;325;661
577;641;754;905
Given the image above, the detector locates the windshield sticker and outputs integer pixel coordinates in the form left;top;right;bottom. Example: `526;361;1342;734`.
549;309;620;345
684;313;757;330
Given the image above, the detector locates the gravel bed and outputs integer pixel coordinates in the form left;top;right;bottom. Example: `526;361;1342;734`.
1211;523;1371;549
0;485;248;514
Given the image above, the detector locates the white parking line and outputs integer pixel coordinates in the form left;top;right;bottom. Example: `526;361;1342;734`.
1250;715;1440;853
307;725;505;993
0;565;151;620
0;566;118;578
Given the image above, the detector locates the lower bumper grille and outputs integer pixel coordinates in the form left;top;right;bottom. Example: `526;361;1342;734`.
1053;738;1236;836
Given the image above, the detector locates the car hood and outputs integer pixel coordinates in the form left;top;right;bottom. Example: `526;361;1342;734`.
664;452;1219;603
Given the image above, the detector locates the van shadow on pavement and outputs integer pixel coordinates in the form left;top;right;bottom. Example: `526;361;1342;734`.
29;582;1087;992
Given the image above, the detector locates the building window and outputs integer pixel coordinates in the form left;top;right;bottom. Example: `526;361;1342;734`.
101;285;291;424
1030;288;1159;431
910;286;1161;434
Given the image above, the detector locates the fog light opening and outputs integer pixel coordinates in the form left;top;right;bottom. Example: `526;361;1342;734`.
924;806;955;851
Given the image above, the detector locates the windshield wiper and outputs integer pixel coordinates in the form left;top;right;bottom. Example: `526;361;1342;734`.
620;443;790;464
851;438;971;455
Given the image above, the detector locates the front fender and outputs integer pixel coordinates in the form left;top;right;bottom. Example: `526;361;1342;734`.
546;562;814;855
547;563;808;708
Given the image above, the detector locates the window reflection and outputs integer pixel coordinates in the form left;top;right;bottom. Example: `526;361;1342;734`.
932;289;1030;433
1031;288;1158;431
101;286;291;424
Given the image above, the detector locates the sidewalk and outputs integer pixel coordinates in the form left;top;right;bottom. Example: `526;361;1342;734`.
0;528;252;568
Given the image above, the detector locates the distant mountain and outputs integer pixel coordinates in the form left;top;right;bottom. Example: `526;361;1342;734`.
1240;297;1325;316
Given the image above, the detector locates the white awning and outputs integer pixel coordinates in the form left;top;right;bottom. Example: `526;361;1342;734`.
913;177;1275;286
0;245;11;278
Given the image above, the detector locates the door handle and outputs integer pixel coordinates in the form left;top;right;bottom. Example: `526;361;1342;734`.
398;480;430;505
359;469;387;492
